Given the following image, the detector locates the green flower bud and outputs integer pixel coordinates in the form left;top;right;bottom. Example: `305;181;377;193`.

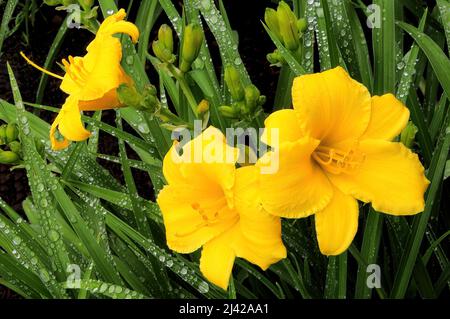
6;123;19;143
266;50;285;65
244;84;261;113
158;24;174;53
78;0;94;9
258;95;267;106
8;141;21;154
401;121;418;149
277;1;300;51
43;0;62;5
297;18;307;33
117;84;143;108
0;125;7;145
180;24;204;72
264;8;282;40
234;101;247;116
62;0;77;6
219;106;239;119
224;65;245;101
143;92;160;112
0;150;20;164
152;40;176;63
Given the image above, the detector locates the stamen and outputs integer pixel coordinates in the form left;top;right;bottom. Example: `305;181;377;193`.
313;144;365;175
20;52;64;80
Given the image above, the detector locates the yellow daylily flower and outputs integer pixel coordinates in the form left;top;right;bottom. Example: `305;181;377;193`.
258;66;429;256
21;9;139;150
157;126;286;290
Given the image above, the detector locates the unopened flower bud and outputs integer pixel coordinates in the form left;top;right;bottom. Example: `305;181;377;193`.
267;50;285;65
197;99;210;114
0;125;7;145
258;95;267;106
8;141;21;154
117;84;142;108
62;0;77;6
244;84;261;113
219;106;239;119
180;24;204;73
277;1;300;51
79;0;94;9
158;24;174;53
6;123;19;143
264;8;282;40
0;150;20;164
152;40;176;63
224;65;245;101
43;0;62;5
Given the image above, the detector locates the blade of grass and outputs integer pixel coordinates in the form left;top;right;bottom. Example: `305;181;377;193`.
0;0;19;54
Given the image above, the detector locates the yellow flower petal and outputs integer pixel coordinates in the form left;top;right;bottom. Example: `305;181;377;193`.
178;126;239;206
200;226;238;290
49;113;70;151
78;87;122;111
60;38;123;101
157;184;238;254
162;142;186;185
257;137;334;218
315;187;359;256
233;166;286;269
50;96;91;150
361;94;410;141
329;139;429;215
98;9;139;43
292;67;371;145
261;109;303;147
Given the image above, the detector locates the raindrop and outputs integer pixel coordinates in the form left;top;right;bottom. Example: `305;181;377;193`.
126;56;134;65
48;229;60;242
12;236;22;246
198;281;209;294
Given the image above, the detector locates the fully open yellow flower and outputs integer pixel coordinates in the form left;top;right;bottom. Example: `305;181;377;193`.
157;126;286;290
258;67;429;256
21;9;139;150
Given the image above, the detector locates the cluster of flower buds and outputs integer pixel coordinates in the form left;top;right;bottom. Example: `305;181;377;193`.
117;83;160;113
152;23;204;74
117;83;196;130
152;24;176;64
44;0;98;32
265;1;307;66
0;123;21;165
219;65;266;119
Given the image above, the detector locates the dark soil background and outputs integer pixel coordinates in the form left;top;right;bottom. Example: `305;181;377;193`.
0;0;276;298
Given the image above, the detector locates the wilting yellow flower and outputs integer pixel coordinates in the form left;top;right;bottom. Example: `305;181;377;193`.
157;127;286;290
258;67;429;256
21;9;139;150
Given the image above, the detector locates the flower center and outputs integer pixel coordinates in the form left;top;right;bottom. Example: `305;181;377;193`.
62;56;90;86
312;143;365;175
174;197;237;237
